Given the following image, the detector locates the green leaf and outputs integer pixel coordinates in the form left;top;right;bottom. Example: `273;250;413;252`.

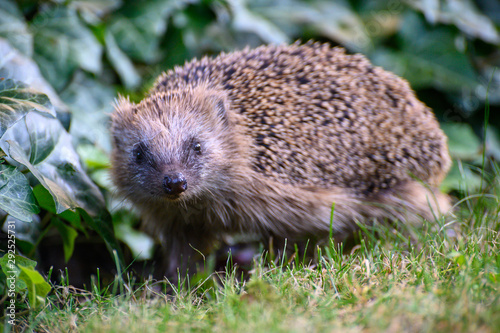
31;6;103;90
411;0;500;44
0;0;33;55
0;253;36;271
1;108;109;216
310;1;368;50
0;79;56;139
441;161;483;193
60;74;115;152
0;254;37;291
0;254;51;310
76;143;110;169
370;12;478;91
89;169;114;190
18;265;51;309
72;0;122;25
486;127;500;161
0;164;39;222
115;223;154;260
0;39;70;115
248;0;366;49
51;217;78;262
0;79;121;263
3;215;40;245
32;185;83;230
6;139;77;214
104;31;141;89
109;0;183;63
27;109;62;165
441;123;482;160
31;183;58;214
230;0;289;45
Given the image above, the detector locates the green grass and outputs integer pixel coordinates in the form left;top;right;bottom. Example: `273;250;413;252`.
16;176;500;332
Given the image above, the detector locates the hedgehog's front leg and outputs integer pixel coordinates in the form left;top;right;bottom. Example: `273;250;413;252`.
159;222;217;281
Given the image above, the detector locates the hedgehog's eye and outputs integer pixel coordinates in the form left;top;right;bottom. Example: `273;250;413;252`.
192;142;202;155
133;142;147;164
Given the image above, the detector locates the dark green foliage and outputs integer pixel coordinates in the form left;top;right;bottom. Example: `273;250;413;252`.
0;164;39;222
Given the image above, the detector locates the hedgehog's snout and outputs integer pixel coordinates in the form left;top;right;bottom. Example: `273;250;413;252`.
163;172;187;195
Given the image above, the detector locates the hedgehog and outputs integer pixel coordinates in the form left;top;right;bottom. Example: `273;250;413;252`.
110;42;451;278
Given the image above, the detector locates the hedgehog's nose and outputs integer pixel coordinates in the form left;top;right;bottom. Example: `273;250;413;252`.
163;173;187;195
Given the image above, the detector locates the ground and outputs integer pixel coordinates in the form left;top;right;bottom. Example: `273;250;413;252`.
20;189;500;332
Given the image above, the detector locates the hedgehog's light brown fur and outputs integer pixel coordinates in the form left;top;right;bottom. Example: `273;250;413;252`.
111;42;451;277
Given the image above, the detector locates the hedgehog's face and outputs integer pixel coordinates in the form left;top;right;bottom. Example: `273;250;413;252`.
110;88;235;204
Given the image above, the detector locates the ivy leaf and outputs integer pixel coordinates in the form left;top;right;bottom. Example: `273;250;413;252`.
60;73;115;152
0;0;33;55
0;254;37;291
31;6;103;90
0;109;108;216
441;123;482;160
76;144;110;170
0;79;122;263
0;79;56;139
52;217;78;262
72;0;122;25
411;0;500;44
0;164;39;222
115;216;154;260
18;265;51;309
27;111;62;165
109;0;182;63
0;39;70;117
441;161;483;193
370;12;479;91
5;137;77;214
104;31;141;89
33;185;83;231
3;215;40;246
230;0;289;45
486;127;500;161
0;255;48;308
247;0;365;49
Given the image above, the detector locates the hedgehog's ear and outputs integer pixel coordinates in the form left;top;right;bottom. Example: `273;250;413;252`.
111;95;135;146
214;97;227;119
207;93;230;126
113;95;135;118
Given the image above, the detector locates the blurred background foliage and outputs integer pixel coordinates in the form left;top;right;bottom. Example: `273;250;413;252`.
0;0;499;287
